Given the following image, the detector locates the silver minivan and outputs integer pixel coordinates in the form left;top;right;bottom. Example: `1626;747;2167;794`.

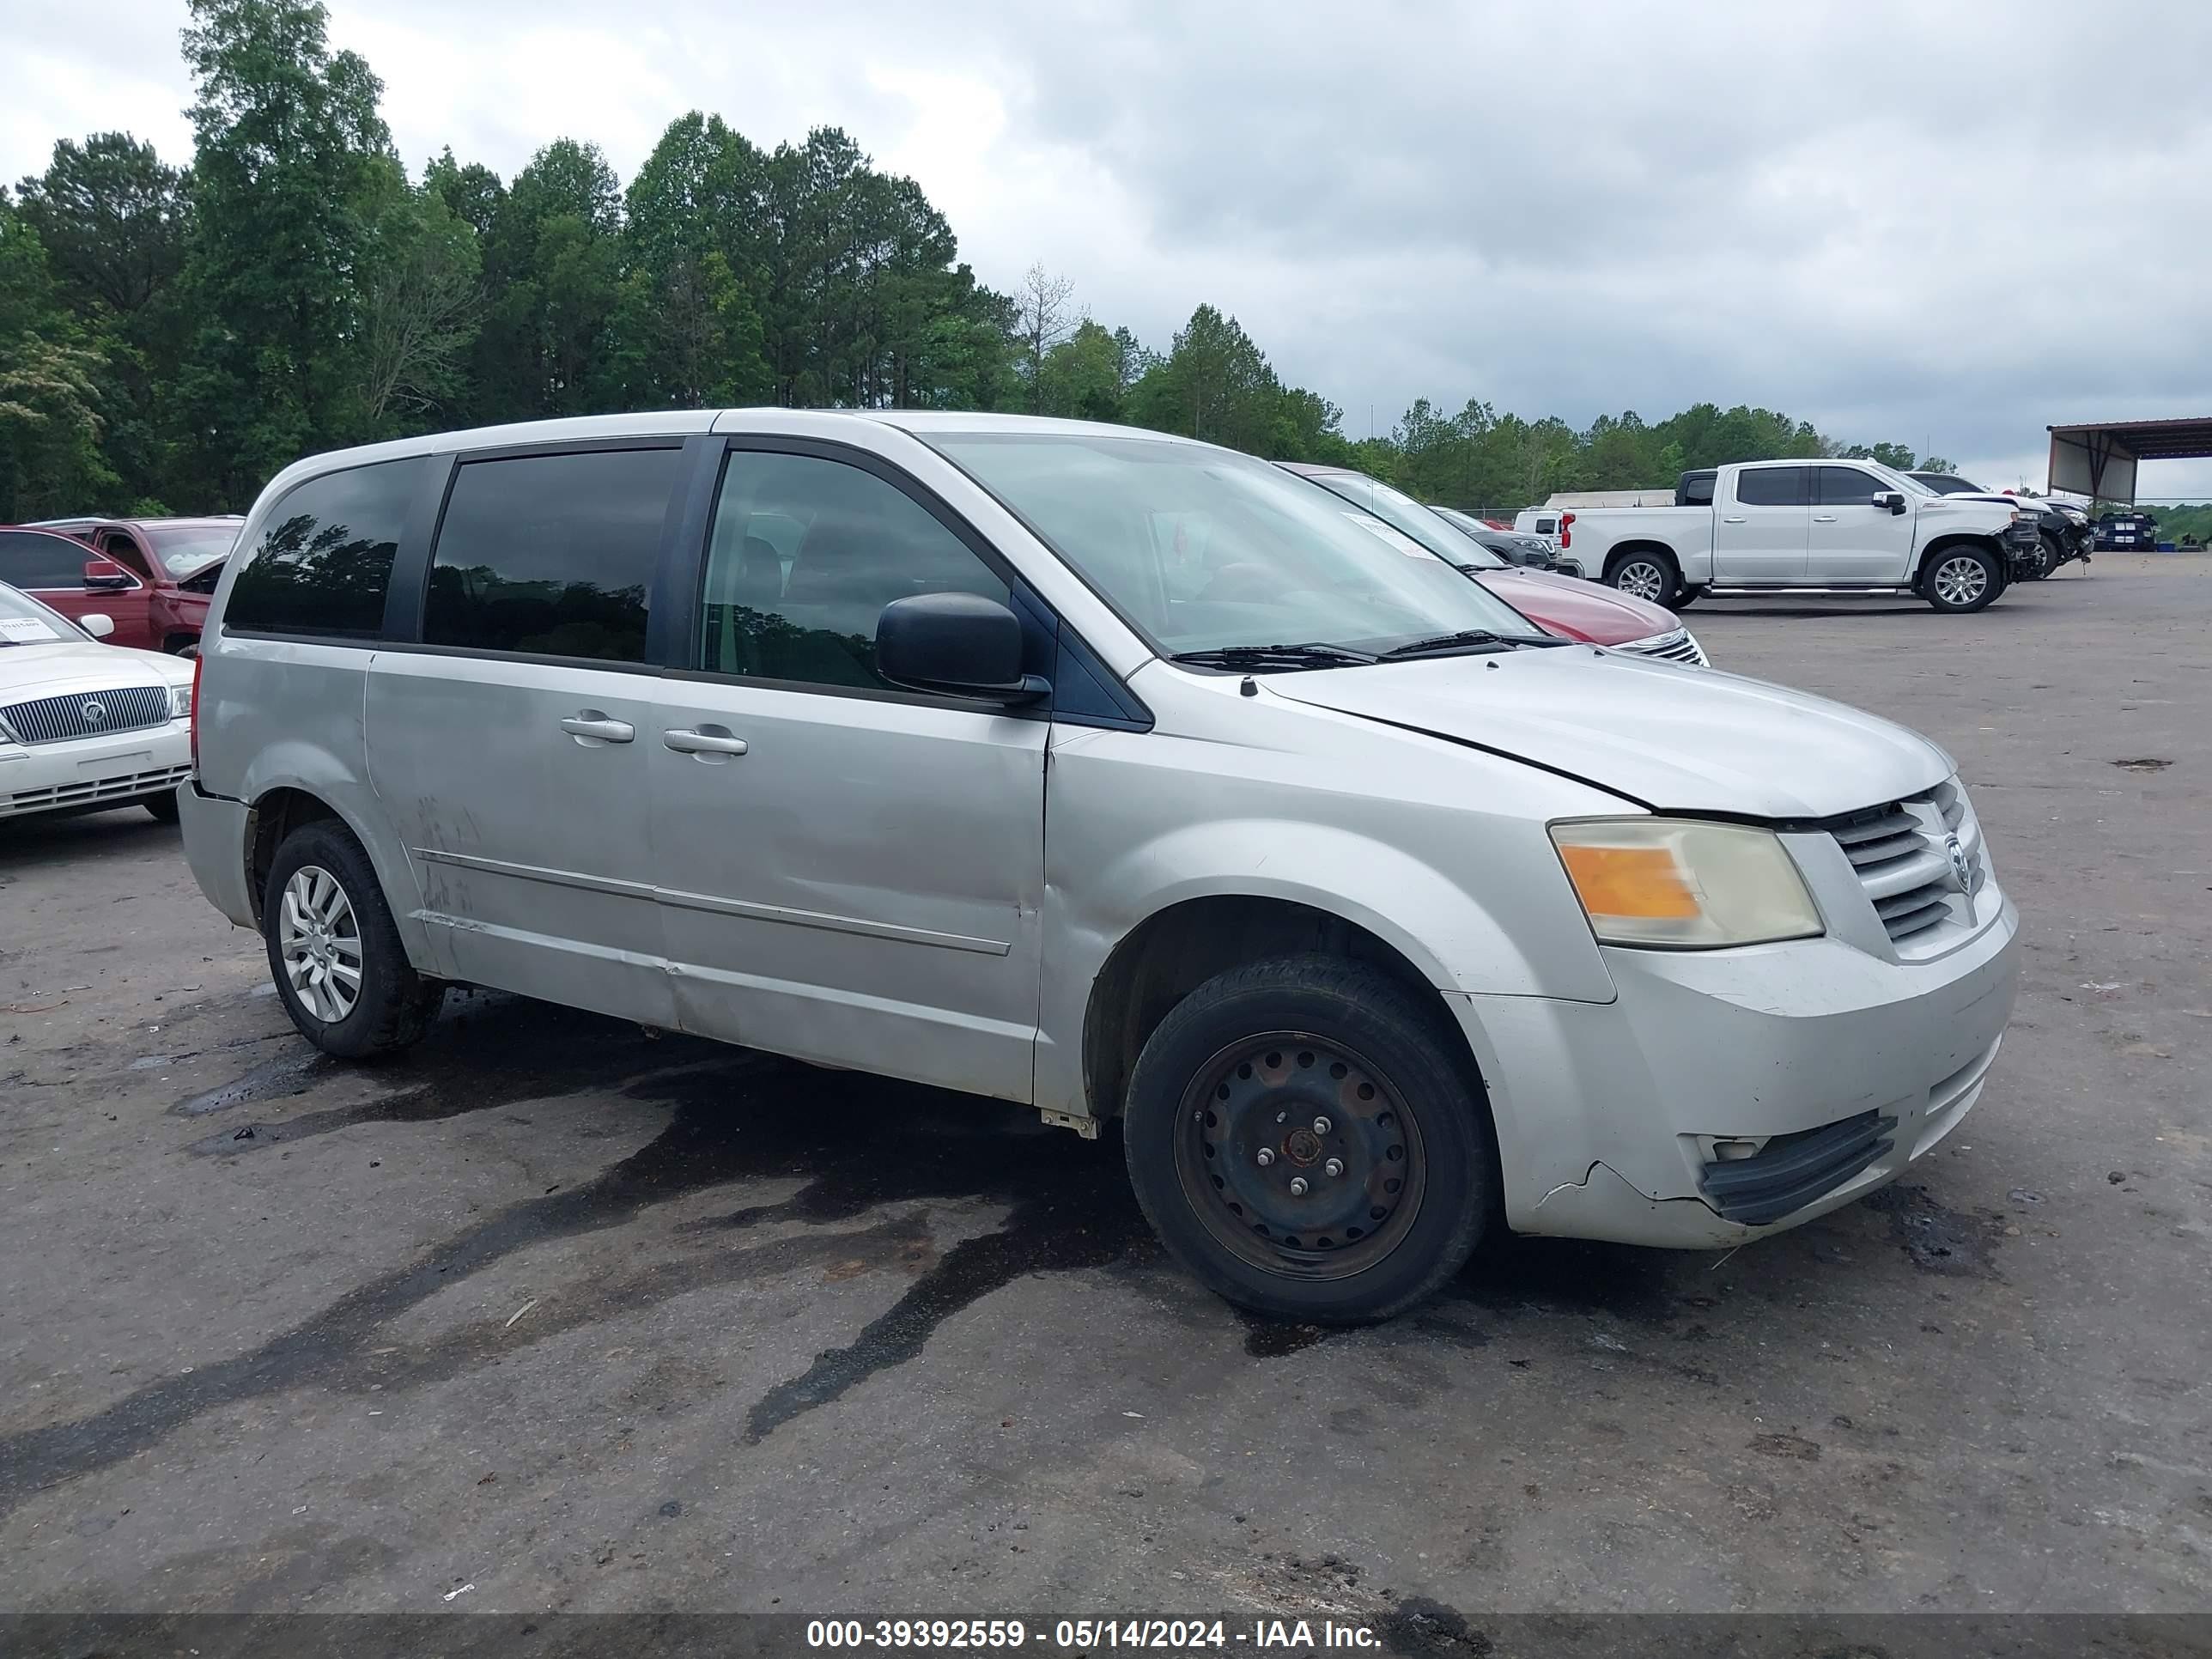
179;410;2020;1322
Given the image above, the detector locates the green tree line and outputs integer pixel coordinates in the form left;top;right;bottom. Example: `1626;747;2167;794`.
0;0;1951;523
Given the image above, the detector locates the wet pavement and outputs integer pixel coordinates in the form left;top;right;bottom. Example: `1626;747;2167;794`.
1;562;2208;1621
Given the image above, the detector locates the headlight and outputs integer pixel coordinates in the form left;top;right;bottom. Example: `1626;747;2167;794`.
1549;819;1823;948
169;683;193;720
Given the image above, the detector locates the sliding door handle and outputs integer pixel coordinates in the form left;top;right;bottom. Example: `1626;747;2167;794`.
560;714;635;744
664;727;749;757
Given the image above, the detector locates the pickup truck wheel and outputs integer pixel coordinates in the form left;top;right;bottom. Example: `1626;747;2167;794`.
1122;955;1491;1324
1607;552;1680;608
1924;547;2002;613
261;821;443;1059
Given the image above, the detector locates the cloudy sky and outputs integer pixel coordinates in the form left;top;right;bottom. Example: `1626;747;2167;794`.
9;0;2210;494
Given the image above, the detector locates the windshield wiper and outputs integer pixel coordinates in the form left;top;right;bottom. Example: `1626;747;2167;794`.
1169;641;1379;671
1377;629;1571;660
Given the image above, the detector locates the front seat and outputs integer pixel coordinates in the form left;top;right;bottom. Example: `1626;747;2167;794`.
773;519;886;687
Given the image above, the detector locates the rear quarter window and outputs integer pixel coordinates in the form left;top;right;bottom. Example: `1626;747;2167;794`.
225;458;427;637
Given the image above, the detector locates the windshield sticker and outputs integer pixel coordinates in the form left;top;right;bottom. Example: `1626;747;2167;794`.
1340;512;1438;560
0;616;64;642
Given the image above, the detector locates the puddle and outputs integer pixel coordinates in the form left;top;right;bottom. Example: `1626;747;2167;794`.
1861;1183;2003;1278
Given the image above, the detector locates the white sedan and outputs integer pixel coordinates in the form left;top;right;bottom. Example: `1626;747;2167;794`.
0;581;194;823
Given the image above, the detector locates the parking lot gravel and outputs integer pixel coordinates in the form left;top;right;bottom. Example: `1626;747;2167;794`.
2;560;2208;1626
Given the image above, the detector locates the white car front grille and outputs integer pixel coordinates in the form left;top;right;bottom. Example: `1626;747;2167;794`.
1;684;171;744
3;762;191;817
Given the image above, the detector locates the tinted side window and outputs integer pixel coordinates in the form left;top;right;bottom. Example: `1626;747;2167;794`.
1679;471;1717;507
424;447;683;664
227;459;426;636
0;530;94;589
698;450;1008;690
1820;466;1884;505
1533;517;1558;535
1735;466;1809;507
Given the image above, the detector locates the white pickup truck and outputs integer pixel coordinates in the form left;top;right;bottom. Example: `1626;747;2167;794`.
1571;459;2044;614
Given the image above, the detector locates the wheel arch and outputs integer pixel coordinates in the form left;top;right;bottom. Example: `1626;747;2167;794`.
241;782;433;972
1079;893;1492;1133
1602;540;1682;579
1915;532;2005;586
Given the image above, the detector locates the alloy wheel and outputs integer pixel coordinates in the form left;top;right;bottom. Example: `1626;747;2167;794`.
278;865;363;1023
1616;560;1667;603
1933;555;1989;607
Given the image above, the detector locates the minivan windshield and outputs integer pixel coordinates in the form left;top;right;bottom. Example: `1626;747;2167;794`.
929;433;1531;658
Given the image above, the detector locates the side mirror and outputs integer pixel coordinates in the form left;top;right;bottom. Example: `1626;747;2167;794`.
80;612;116;639
1874;491;1907;514
82;558;133;591
877;592;1048;704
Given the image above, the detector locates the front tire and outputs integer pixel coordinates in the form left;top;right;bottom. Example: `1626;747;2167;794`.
1923;545;2002;613
142;792;180;824
1122;956;1492;1324
262;820;443;1059
1606;550;1682;609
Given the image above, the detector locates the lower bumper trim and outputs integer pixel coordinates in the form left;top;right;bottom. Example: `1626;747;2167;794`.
1698;1109;1896;1226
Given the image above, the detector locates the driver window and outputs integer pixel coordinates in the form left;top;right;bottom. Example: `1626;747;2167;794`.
700;451;1007;690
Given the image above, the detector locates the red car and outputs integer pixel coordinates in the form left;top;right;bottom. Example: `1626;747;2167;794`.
11;516;240;655
1279;465;1707;665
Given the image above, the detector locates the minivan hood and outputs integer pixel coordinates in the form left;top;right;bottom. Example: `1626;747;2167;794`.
1263;648;1952;818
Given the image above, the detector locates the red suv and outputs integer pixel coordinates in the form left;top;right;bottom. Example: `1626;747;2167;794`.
9;516;240;654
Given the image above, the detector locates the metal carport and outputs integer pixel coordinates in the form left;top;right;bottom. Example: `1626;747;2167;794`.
2047;416;2212;503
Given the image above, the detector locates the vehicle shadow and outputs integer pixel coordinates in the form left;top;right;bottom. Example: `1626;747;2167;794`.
0;804;177;872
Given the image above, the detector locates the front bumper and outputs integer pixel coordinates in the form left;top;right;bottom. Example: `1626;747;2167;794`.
1452;893;2020;1248
0;720;191;819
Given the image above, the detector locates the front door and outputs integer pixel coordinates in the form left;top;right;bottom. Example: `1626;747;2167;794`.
365;443;688;1027
648;444;1048;1103
1806;465;1917;584
0;530;154;647
1713;465;1810;584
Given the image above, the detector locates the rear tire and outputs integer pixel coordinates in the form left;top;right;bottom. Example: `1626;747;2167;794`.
1923;545;2002;613
1121;955;1492;1324
261;820;442;1059
1606;550;1682;610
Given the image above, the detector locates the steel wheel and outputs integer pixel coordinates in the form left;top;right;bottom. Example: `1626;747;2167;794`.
1932;554;1990;607
278;865;363;1023
1614;558;1668;603
1174;1032;1427;1281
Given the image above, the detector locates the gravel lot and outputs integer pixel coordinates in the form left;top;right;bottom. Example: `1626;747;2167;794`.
3;559;2208;1632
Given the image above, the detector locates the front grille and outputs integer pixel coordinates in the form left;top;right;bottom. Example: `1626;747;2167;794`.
0;684;171;745
3;762;191;817
1828;780;1985;948
1617;629;1708;666
1700;1109;1895;1225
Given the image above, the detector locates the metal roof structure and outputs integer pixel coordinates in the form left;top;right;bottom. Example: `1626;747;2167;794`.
2047;416;2212;503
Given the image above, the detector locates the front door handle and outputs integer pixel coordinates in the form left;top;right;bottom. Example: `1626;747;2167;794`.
1812;514;1839;522
1722;515;1747;524
560;713;635;744
664;727;749;757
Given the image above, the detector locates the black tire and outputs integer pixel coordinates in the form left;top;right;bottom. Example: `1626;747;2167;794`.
1606;549;1682;610
1922;544;2003;613
1122;955;1492;1324
2025;533;2060;580
141;791;180;824
261;819;442;1059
